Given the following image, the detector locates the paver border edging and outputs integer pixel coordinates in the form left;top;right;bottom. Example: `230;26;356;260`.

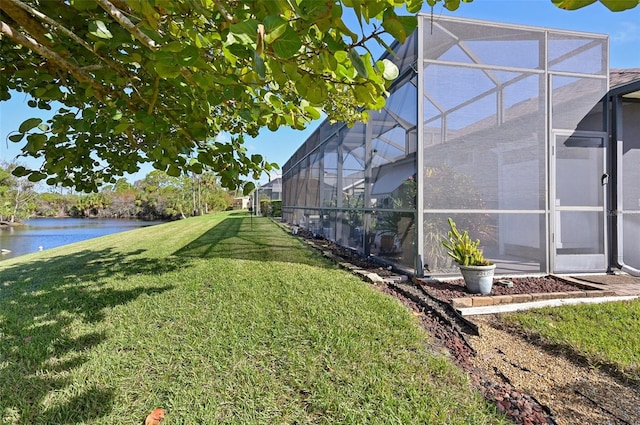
448;288;618;309
411;274;618;309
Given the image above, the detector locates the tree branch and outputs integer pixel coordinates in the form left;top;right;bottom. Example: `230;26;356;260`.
213;0;236;23
5;0;136;88
147;75;160;114
0;0;51;47
5;0;85;49
0;20;106;101
95;0;159;50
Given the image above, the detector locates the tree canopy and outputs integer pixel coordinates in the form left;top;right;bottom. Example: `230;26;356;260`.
1;0;637;193
0;162;235;221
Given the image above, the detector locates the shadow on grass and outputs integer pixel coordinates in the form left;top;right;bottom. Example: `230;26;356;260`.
174;214;329;266
0;247;180;424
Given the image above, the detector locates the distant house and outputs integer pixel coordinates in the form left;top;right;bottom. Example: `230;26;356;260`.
281;15;640;277
258;176;282;201
252;176;283;217
232;196;251;210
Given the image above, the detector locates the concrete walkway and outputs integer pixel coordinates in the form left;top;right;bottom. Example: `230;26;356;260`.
458;273;640;316
562;273;640;296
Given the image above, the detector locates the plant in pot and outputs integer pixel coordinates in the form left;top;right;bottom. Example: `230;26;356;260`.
442;217;496;294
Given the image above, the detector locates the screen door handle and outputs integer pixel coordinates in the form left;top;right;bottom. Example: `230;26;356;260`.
601;173;609;186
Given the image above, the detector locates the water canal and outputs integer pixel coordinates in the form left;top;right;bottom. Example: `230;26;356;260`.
0;218;163;261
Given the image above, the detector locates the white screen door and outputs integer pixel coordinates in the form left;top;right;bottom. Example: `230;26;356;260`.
552;132;607;272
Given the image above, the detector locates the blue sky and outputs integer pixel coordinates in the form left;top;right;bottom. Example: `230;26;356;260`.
1;0;639;185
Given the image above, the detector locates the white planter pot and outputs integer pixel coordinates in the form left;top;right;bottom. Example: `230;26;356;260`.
459;264;496;295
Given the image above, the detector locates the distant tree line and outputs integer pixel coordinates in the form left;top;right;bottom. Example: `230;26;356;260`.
1;163;235;222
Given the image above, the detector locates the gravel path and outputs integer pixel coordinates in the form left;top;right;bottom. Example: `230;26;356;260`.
470;315;640;425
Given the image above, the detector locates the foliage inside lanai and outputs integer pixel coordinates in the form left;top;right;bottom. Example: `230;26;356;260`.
1;0;637;193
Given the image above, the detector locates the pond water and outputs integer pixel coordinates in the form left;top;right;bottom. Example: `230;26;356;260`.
0;218;164;261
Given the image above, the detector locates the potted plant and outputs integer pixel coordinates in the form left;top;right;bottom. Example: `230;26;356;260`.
442;217;496;294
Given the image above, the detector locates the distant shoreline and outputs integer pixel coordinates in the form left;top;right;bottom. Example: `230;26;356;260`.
0;221;26;227
1;216;165;227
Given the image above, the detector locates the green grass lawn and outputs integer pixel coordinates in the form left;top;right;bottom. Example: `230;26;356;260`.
0;212;507;424
502;300;640;385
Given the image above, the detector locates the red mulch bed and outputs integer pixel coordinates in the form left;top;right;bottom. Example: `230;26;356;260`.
419;275;584;303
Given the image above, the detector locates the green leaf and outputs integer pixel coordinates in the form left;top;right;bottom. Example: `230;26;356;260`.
162;41;184;52
192;72;213;89
166;164;181;177
381;14;418;44
334;50;348;62
263;16;288;43
284;62;299;80
83;108;96;120
320;51;338;71
27;171;46;182
155;61;181;78
304;105;322;120
25;133;47;153
114;123;129;134
88;20;113;39
18;118;42;133
552;0;638;11
306;82;328;104
354;84;374;104
190;161;203;174
599;0;640;11
443;0;461;11
243;181;256;196
272;25;302;59
155;50;174;62
551;0;597;9
168;20;180;36
229;19;259;45
178;45;200;67
348;49;368;78
12;166;29;177
299;0;331;19
265;92;283;109
8;133;25;143
267;115;280;131
254;52;266;79
364;2;387;20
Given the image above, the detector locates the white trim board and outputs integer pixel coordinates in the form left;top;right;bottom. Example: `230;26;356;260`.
457;295;640;316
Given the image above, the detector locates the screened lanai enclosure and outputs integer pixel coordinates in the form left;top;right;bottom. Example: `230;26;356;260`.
282;15;640;277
